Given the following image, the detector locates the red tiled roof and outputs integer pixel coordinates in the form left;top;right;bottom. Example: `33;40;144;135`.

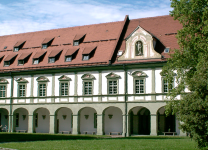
4;54;17;61
48;49;62;57
14;41;26;47
82;46;97;55
65;48;79;56
33;51;46;59
18;52;32;60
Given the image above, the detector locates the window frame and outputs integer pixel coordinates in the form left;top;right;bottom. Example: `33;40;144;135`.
58;75;71;96
82;55;89;61
0;85;6;98
18;60;24;66
16;77;28;98
162;78;174;93
33;59;39;65
65;56;72;62
0;78;8;98
14;47;19;52
36;76;49;97
4;61;10;67
15;113;19;127
132;71;148;94
48;57;55;63
42;44;48;49
18;84;26;97
73;41;79;46
81;74;95;96
38;83;47;97
106;72;120;95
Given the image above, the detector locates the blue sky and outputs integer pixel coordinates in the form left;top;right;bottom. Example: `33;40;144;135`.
0;0;172;36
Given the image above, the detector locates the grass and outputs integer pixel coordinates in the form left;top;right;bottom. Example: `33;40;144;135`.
0;133;198;150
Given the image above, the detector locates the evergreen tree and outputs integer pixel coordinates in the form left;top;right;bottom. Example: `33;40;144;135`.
161;0;208;148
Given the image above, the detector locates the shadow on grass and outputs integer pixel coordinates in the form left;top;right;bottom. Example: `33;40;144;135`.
0;133;188;143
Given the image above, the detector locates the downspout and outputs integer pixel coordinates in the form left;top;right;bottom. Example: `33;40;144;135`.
9;72;14;132
123;64;127;137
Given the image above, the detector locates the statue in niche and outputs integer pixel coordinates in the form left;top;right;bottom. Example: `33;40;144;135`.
135;41;143;56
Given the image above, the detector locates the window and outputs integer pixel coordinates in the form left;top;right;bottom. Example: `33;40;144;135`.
33;59;39;64
109;80;117;94
18;60;24;65
132;71;147;94
49;57;55;63
4;61;10;66
39;84;46;96
42;44;47;49
19;84;26;97
135;41;143;56
73;41;79;46
135;79;144;94
15;113;19;127
65;56;72;62
60;83;68;96
163;79;173;93
164;48;170;53
36;76;49;97
106;72;120;95
81;74;95;95
84;82;92;95
0;85;6;98
83;55;89;60
14;47;19;52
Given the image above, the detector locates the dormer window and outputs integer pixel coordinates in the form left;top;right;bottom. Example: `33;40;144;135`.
14;47;19;52
13;41;26;52
83;55;89;60
42;44;47;49
73;41;79;46
4;54;17;67
33;59;39;64
135;41;143;56
4;61;10;66
49;57;55;63
48;49;62;63
33;51;46;65
65;56;72;62
18;52;32;66
164;48;170;53
73;34;85;46
82;46;97;61
42;38;54;49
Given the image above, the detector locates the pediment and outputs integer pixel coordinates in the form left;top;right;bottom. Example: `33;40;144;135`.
16;77;28;83
105;72;120;79
81;74;95;80
0;78;9;84
58;75;71;81
132;71;147;78
36;76;49;82
118;26;161;61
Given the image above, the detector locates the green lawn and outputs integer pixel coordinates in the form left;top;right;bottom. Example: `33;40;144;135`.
0;133;198;150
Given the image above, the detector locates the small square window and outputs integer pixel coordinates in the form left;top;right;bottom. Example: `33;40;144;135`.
42;44;47;49
18;60;24;65
33;59;39;65
4;61;10;66
14;47;19;52
83;55;89;60
65;56;72;62
164;48;170;53
73;41;79;46
49;57;55;63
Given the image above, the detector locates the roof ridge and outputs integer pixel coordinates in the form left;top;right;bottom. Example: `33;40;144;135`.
131;15;171;21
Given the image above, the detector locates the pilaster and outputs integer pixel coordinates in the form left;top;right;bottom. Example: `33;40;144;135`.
151;69;156;101
98;71;102;102
150;114;157;135
74;73;78;102
72;114;78;134
49;115;55;134
96;114;103;135
51;73;55;103
122;114;126;137
28;115;33;133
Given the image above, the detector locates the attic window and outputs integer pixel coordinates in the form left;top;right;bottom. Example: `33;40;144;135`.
42;38;54;49
42;44;47;49
82;46;97;61
164;48;170;53
4;46;7;49
13;41;26;52
48;49;62;63
73;34;85;46
4;61;10;66
49;57;55;63
33;51;46;65
117;51;123;56
73;41;79;46
18;60;24;65
4;54;17;67
65;56;72;62
33;59;39;65
18;52;32;66
135;41;143;56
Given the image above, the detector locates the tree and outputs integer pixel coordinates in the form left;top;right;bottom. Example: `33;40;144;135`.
161;0;208;148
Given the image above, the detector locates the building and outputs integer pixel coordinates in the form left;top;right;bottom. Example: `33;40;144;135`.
0;15;185;136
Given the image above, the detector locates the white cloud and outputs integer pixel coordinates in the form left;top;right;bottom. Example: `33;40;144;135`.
0;0;172;36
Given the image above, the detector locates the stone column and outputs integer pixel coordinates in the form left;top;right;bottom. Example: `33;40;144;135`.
150;114;157;135
8;114;13;132
28;115;33;133
122;114;126;137
126;114;130;137
49;115;55;134
97;114;103;135
72;114;78;134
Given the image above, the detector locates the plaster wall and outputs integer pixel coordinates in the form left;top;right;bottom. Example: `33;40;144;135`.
14;108;28;131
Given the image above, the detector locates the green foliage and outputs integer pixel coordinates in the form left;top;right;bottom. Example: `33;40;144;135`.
161;0;208;148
